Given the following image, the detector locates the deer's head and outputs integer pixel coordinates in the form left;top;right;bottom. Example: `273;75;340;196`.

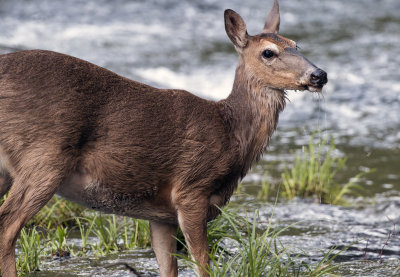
225;0;327;92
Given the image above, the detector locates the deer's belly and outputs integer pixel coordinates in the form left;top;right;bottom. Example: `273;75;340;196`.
57;171;177;223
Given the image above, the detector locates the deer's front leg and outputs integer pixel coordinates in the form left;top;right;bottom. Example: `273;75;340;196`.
176;197;209;277
149;221;178;277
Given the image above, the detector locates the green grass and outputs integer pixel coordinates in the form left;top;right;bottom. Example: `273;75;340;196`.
180;208;341;277
29;195;86;228
3;194;347;276
258;134;371;205
47;224;70;257
0;195;152;274
16;227;43;274
75;216;96;255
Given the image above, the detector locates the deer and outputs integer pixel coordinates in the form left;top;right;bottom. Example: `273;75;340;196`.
0;0;327;276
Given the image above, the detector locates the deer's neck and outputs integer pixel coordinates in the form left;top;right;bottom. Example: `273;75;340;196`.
219;62;286;176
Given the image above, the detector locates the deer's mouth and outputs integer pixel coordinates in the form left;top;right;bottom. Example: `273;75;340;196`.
306;84;324;93
297;83;324;93
298;68;328;92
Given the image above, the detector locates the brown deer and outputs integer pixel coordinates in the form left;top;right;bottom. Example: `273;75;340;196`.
0;0;327;276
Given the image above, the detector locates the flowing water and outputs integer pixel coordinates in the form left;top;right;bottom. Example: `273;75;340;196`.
0;0;399;276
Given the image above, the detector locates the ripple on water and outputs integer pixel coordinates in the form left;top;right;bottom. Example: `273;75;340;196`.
256;195;400;265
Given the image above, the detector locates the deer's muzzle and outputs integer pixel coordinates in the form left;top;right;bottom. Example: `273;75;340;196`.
310;68;328;88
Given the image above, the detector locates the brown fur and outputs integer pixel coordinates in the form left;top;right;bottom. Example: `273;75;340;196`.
0;1;327;276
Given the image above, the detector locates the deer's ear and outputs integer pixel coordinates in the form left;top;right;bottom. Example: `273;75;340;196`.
224;9;248;51
263;0;280;34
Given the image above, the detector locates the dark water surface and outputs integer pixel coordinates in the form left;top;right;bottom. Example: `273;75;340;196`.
1;0;399;276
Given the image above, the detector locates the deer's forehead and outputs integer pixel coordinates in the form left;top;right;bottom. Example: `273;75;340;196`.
252;33;296;50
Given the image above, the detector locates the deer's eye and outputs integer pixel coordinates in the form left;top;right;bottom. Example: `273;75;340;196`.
262;49;275;59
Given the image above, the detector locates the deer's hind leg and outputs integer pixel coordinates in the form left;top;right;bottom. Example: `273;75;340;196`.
0;153;68;277
150;221;178;277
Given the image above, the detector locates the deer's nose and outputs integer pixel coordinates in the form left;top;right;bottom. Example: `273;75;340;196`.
310;69;328;86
